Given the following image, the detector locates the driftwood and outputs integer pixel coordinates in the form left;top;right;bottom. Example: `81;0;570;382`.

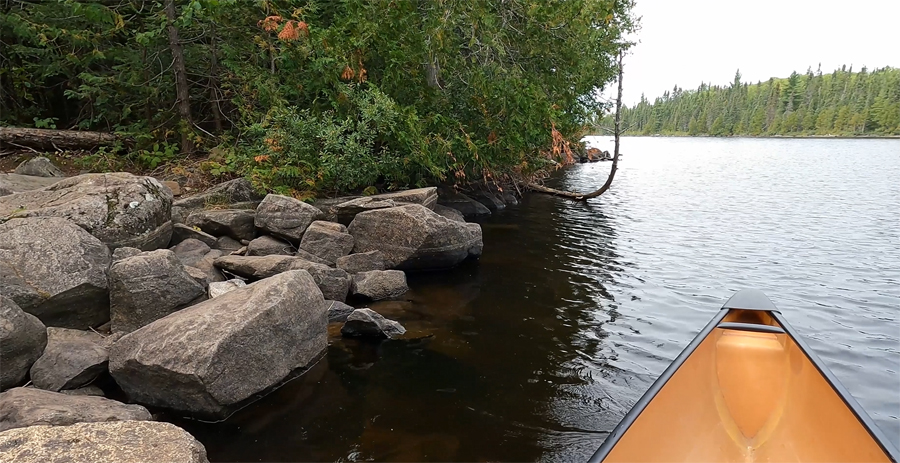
0;127;119;152
528;51;625;200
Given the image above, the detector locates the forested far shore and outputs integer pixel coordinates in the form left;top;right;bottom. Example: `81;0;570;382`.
596;66;900;137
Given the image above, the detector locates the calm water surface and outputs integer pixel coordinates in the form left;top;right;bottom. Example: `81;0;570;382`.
174;137;900;461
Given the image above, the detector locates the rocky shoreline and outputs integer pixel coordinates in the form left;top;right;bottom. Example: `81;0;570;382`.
0;157;514;462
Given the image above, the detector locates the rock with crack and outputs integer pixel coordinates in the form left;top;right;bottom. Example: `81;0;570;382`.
29;328;110;392
0;173;173;250
173;177;263;210
340;308;406;339
350;270;408;301
333;187;438;224
185;209;255;242
326;300;356;323
109;249;207;334
208;279;247;298
0;387;151;431
14;157;65;178
0;296;47;390
0;420;208;463
336;250;386;274
0;217;111;329
170;223;218;248
247;235;295;256
299;221;354;263
109;270;327;418
254;194;323;243
213;255;349;301
348;204;483;270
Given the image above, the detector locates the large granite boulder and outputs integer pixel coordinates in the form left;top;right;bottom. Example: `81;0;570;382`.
336;250;385;274
348;204;483;270
299;221;354;263
0;217;110;328
213;255;349;301
350;270;408;301
185;209;256;242
0;387;150;431
436;187;491;219
0;420;208;463
333;187;437;224
0;173;173;250
29;328;109;392
109;270;327;418
173;177;263;210
247;235;294;256
0;296;47;390
14;157;64;177
254;194;322;243
341;308;406;339
109;250;207;333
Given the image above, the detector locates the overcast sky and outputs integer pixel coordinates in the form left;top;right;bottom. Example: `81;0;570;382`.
619;0;900;106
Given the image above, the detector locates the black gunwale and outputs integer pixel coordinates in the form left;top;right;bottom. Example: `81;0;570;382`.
587;291;899;463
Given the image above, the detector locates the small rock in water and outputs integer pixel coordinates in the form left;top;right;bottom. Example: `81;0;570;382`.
326;300;356;323
208;279;247;298
341;308;406;339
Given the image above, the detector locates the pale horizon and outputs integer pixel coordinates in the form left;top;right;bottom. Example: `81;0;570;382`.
618;0;900;106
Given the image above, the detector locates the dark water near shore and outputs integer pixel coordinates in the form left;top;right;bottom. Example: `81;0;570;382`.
174;137;900;461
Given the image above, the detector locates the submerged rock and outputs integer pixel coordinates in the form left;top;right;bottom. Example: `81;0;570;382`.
0;296;47;390
0;387;151;431
0;217;111;329
29;328;109;392
254;194;323;243
341;308;406;339
109;270;327;418
350;270;408;301
0;173;173;250
0;420;208;463
348;204;483;270
109;249;207;333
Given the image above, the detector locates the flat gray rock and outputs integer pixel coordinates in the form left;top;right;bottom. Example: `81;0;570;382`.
185;209;256;241
14;157;64;177
334;187;437;224
109;270;327;418
173;177;263;210
254;194;323;243
350;270;408;301
0;296;47;390
247;235;295;256
299;221;354;263
213;255;349;301
0;387;151;432
29;328;108;392
0;173;173;250
0;420;208;463
0;173;61;196
336;250;386;274
0;217;111;329
109;249;207;333
170;223;218;248
348;204;483;270
340;308;406;339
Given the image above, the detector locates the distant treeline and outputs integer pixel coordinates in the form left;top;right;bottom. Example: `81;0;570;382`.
603;66;899;137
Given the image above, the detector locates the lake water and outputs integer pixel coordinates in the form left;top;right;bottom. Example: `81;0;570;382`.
173;137;900;461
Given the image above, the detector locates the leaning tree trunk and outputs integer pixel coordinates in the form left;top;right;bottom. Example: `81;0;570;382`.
165;0;194;154
0;127;119;152
528;51;625;200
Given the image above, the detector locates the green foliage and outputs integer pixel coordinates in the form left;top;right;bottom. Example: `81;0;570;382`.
1;0;636;193
605;66;900;137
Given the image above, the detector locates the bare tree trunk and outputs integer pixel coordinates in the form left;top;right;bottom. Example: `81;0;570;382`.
0;127;119;151
165;0;194;154
528;51;625;200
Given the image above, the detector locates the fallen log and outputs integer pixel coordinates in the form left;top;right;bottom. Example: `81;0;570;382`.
0;127;119;151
